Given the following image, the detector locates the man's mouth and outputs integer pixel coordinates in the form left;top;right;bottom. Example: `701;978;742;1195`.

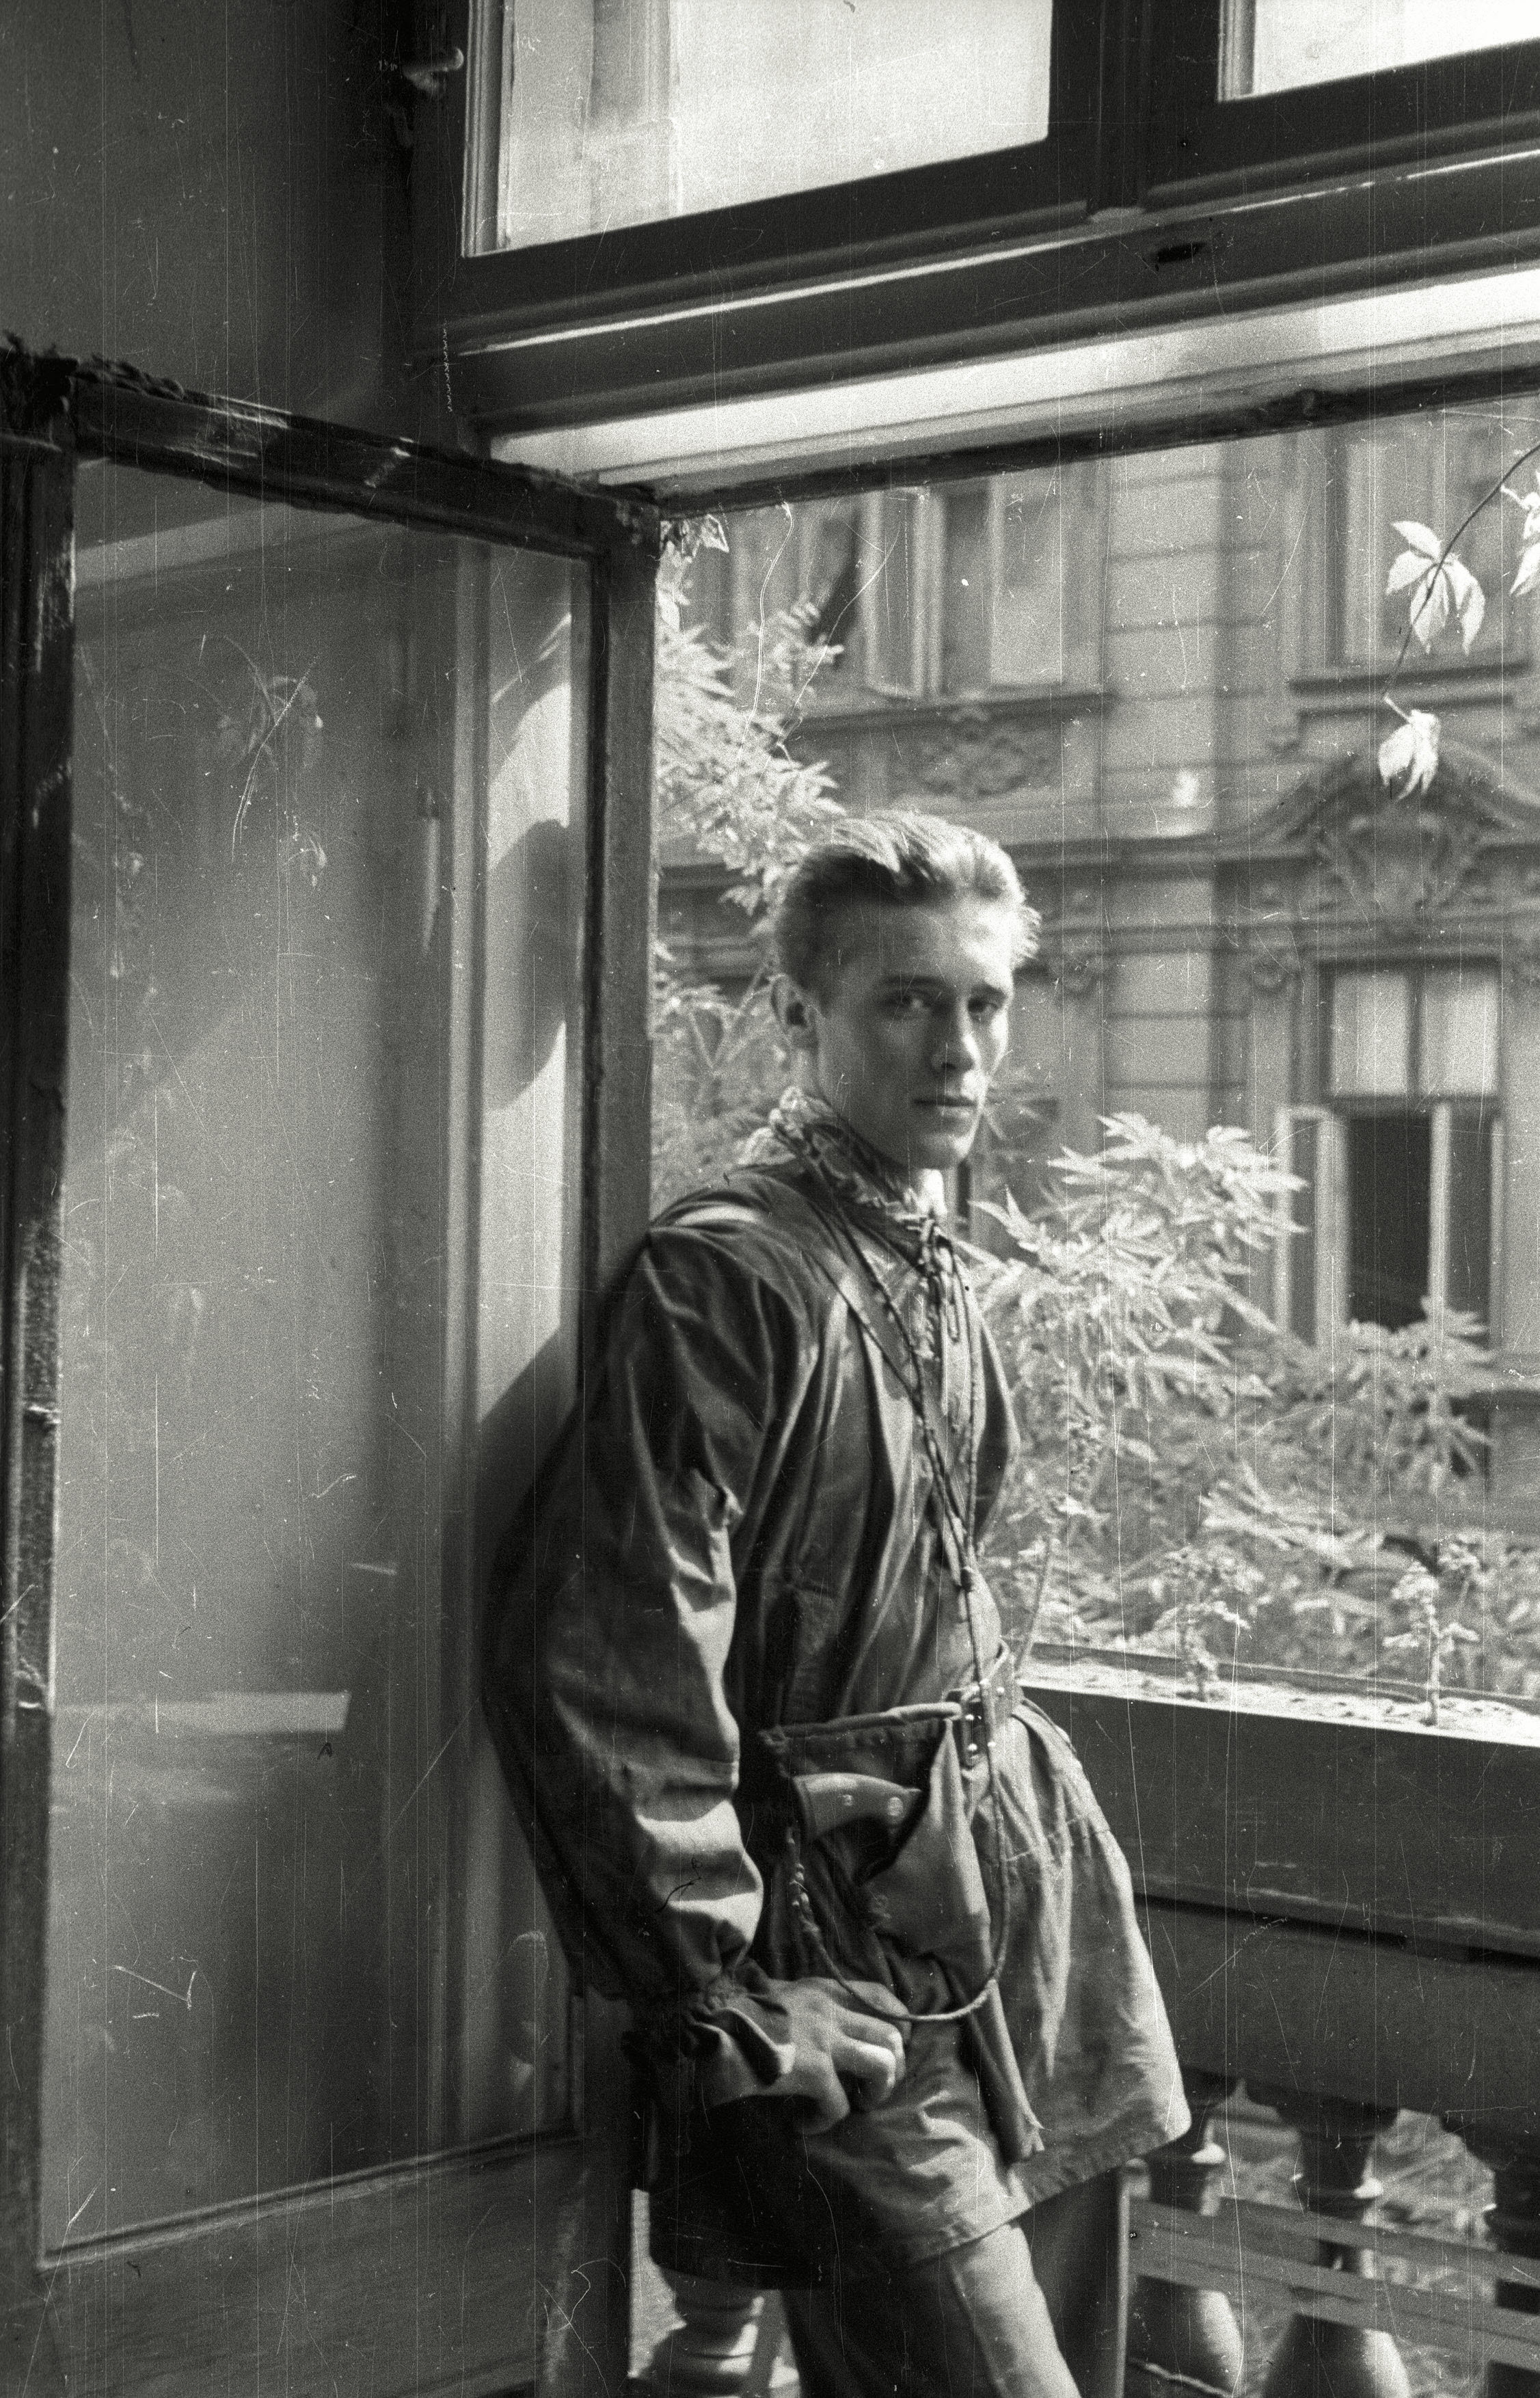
913;1094;977;1116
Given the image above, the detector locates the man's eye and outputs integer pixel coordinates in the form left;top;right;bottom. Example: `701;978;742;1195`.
970;999;1002;1021
885;993;926;1015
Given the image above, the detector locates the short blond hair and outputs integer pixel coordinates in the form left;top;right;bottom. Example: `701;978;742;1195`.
772;812;1038;996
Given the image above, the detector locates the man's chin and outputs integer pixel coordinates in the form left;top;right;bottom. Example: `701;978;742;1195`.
905;1116;980;1172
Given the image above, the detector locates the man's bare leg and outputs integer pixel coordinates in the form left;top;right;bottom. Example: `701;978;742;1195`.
781;2172;1129;2398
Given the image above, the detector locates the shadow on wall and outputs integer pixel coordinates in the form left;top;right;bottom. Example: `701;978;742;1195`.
483;815;576;1106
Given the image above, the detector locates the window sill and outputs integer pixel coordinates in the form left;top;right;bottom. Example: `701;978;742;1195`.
1290;662;1526;711
792;681;1104;734
1025;1641;1540;1738
1022;1649;1540;1961
1458;1352;1540;1400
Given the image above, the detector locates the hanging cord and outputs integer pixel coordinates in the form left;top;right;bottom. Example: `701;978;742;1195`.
781;1177;1014;2031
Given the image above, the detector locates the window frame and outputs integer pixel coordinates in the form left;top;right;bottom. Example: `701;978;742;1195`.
460;0;1094;269
774;474;1106;712
415;0;1540;435
1280;1095;1506;1338
0;353;659;2395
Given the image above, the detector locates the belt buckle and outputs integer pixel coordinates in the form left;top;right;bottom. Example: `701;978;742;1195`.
955;1684;987;1768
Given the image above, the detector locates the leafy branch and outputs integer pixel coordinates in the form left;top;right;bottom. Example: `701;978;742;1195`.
1383;1563;1477;1729
648;522;846;1204
1378;431;1540;798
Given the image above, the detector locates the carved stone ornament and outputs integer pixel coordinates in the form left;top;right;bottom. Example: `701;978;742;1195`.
1040;915;1109;997
1056;942;1107;997
900;712;1061;800
1504;921;1540;994
1267;742;1540;940
1243;927;1304;994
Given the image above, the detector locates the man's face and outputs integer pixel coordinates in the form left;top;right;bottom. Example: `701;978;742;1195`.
777;896;1018;1178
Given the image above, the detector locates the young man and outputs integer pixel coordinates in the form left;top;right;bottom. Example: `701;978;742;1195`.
483;815;1186;2398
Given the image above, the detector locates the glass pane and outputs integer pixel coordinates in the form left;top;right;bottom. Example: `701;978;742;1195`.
939;486;992;695
865;492;923;694
1286;1115;1321;1347
492;0;1053;252
1446;1108;1496;1324
1421;970;1500;1096
995;470;1068;685
1331;972;1410;1097
43;464;586;2246
1221;0;1535;98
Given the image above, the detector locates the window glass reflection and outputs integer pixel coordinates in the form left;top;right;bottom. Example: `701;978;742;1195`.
1331;971;1412;1097
44;468;584;2246
1422;972;1500;1099
490;0;1052;252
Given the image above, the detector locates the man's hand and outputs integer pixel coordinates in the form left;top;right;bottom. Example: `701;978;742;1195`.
763;1978;908;2133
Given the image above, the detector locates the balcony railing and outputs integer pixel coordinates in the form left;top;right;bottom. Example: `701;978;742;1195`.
634;1669;1540;2397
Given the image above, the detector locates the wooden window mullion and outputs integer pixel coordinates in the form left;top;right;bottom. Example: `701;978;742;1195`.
1429;1100;1453;1315
0;374;77;2307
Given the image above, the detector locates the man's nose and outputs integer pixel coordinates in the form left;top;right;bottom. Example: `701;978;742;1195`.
928;1004;980;1073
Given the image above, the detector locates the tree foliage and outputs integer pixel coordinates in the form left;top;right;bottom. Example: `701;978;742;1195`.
973;1113;1500;1702
654;526;841;911
650;526;843;1208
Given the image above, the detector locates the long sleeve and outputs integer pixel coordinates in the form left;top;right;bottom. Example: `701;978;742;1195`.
481;1223;802;2104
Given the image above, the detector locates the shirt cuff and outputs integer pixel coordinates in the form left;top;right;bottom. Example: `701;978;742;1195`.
635;1965;798;2112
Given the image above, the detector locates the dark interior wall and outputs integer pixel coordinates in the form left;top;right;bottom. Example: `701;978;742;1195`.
0;0;437;430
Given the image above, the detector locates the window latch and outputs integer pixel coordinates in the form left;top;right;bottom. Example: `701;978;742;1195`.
396;47;465;101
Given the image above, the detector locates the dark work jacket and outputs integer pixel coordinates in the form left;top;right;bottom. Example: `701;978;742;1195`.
482;1158;1187;2282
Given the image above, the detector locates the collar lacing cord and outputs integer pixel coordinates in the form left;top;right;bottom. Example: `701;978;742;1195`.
742;1090;1013;2032
744;1085;969;1338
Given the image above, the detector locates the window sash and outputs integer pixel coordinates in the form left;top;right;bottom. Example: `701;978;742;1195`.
859;489;930;696
1275;1106;1347;1346
0;353;658;2395
1276;1099;1502;1343
457;0;1100;269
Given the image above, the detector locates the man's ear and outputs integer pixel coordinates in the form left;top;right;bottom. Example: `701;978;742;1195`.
771;973;820;1055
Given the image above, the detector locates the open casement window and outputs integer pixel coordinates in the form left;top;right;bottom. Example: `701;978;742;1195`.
1277;969;1506;1347
0;355;657;2396
1275;1105;1504;1344
1272;1107;1348;1349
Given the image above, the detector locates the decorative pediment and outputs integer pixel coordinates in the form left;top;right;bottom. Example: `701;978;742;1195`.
1263;743;1540;935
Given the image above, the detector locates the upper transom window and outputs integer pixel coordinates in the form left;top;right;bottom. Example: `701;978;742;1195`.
489;0;1053;253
